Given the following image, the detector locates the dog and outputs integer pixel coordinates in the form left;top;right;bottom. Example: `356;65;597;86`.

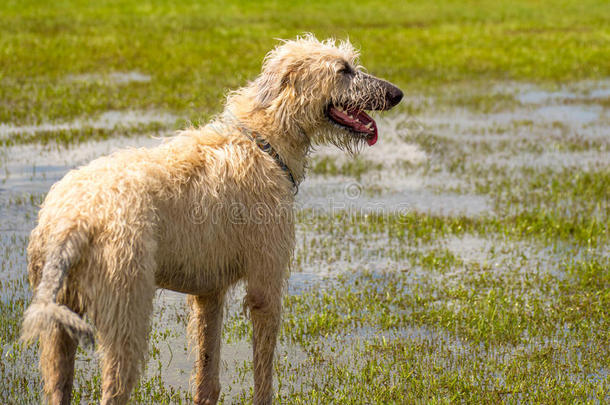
21;34;403;404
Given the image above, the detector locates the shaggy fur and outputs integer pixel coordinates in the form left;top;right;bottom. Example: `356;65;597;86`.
21;34;402;405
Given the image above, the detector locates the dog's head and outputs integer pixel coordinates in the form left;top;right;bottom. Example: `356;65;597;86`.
249;35;403;150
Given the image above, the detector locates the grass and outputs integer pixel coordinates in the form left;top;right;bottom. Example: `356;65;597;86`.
0;0;609;404
309;156;383;179
1;0;610;127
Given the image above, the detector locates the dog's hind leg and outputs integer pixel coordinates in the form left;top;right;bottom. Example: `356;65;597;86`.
39;322;78;405
95;268;156;405
189;292;225;405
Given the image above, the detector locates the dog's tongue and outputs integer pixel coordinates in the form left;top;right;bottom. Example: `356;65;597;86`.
328;106;378;146
366;122;378;146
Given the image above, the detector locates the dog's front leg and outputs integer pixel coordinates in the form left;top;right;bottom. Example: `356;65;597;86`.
246;275;283;405
190;292;225;405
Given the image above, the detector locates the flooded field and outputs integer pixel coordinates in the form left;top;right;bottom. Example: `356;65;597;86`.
0;80;608;403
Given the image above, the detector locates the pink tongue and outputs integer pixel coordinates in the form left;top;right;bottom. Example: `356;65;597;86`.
329;107;378;146
362;113;378;146
367;129;378;146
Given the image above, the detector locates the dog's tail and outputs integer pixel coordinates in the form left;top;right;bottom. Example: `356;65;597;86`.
21;229;94;347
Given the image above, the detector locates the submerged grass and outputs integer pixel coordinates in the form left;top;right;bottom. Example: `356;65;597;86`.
0;122;172;147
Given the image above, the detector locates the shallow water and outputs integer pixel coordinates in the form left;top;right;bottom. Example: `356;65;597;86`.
0;79;608;399
297;178;492;217
482;150;610;170
64;71;152;85
515;80;610;104
0;110;176;140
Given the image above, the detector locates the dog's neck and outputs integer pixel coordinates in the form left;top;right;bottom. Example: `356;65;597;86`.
224;106;310;185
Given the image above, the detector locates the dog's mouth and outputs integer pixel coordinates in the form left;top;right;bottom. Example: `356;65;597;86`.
326;105;378;146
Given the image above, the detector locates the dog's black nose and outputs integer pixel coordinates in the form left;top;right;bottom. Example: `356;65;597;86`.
386;84;403;107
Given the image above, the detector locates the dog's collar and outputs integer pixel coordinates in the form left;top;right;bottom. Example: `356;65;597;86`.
241;129;298;193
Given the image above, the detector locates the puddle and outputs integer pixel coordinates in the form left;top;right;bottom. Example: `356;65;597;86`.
301;114;496;216
150;289;309;400
0;134;165;194
482;150;610;170
297;177;492;217
357;114;429;165
495;79;610;103
444;234;607;282
0;110;177;140
64;71;152;85
533;105;601;124
518;89;580;104
412;82;609;175
515;81;610;104
422;104;606;134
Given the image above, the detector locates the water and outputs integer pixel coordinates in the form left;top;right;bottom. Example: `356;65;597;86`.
0;110;177;140
0;79;608;399
64;71;152;85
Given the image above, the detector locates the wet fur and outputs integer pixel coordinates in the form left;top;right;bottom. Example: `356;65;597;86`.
21;34;401;404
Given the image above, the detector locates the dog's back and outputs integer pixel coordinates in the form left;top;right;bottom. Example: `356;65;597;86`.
27;125;295;312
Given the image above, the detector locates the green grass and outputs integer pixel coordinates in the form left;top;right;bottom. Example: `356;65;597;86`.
1;0;610;126
1;1;609;404
309;156;383;179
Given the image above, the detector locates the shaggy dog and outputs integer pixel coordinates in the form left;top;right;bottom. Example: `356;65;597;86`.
21;35;403;404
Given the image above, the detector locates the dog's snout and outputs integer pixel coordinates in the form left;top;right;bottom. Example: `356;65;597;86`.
358;74;403;111
386;84;403;108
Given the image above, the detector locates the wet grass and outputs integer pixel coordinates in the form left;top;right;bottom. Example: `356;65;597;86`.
309;156;383;180
0;176;608;402
1;0;609;403
0;122;171;147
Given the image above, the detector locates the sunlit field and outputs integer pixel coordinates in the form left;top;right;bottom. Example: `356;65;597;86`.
1;1;608;403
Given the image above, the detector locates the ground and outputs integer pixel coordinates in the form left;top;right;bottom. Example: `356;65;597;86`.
0;1;609;404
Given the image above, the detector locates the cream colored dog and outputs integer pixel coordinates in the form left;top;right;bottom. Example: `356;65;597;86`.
21;35;403;404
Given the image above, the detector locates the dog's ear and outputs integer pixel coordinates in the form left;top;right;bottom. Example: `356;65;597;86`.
253;69;282;108
254;61;301;108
